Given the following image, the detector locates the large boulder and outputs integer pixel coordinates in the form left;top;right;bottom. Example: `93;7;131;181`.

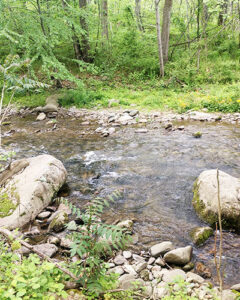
193;170;240;231
0;155;67;229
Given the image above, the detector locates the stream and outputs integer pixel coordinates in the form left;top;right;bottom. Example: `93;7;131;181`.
3;115;240;287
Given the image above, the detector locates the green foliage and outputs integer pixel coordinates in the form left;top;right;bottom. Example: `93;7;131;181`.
60;191;131;297
0;240;68;299
58;87;104;108
163;278;217;300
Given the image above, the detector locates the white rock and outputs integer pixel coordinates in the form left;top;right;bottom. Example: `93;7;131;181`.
123;264;137;275
148;257;155;265
162;269;187;283
34;243;58;257
231;283;240;291
117;219;133;231
150;241;174;257
186;272;205;284
0;155;67;229
193;170;240;231
155;257;166;266
123;250;132;259
163;246;192;265
110;266;124;275
36;112;46;121
134;261;147;273
114;255;126;265
37;211;51;219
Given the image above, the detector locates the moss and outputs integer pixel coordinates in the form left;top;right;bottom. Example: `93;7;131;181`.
192;179;240;232
0;192;18;218
192;180;218;225
190;227;213;246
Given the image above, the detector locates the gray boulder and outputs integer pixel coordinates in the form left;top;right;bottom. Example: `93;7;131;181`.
162;269;187;283
163;246;192;265
0;155;67;229
193;170;240;231
190;226;213;246
150;241;174;257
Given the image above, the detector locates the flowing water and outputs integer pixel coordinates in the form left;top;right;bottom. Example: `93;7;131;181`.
3;115;240;286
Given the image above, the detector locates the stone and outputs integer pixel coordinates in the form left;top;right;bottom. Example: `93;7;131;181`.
123;265;137;275
150;241;174;257
67;220;78;231
123;250;132;259
165;123;173;130
162;269;187;283
132;254;145;262
222;289;236;300
190;226;213;246
109;266;124;275
47;236;60;245
148;257;155;265
0;155;67;230
140;269;149;281
48;211;68;232
186;272;205;284
119;274;143;291
135;129;148;133
134;261;147;273
34;243;58;257
37;211;51;220
183;262;194;272
192;170;240;231
231;283;240;291
117;219;133;231
36;112;46;121
118;114;133;124
108;127;115;135
151;265;162;279
114;255;126;265
153;286;169;299
60;237;72;248
155;257;165;266
193;131;202;138
178;125;185;130
129;110;139;117
163;246;192;265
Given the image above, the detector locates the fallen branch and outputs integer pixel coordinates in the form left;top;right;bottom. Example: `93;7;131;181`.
0;227;79;281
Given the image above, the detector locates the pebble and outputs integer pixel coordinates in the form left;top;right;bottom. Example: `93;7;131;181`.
37;211;51;219
123;250;132;259
114;255;126;265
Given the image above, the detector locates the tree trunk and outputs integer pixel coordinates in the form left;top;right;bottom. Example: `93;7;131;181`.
101;0;109;41
197;0;201;39
218;0;228;25
161;0;173;63
155;0;164;77
135;0;144;31
79;0;91;62
36;0;46;36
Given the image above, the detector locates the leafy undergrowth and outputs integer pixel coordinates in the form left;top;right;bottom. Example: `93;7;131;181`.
0;241;68;300
8;81;240;113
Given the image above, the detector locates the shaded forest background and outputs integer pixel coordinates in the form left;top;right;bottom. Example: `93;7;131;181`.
0;0;240;112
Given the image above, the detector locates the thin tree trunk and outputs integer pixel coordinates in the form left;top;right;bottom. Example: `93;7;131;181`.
155;0;164;77
161;0;173;63
135;0;144;31
197;0;201;39
218;0;228;25
36;0;46;36
101;0;109;40
79;0;91;62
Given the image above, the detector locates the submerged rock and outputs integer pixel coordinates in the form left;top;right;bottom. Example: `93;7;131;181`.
192;170;240;231
0;155;67;229
190;226;213;246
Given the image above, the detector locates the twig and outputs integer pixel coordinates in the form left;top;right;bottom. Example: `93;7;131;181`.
216;169;223;295
0;227;79;281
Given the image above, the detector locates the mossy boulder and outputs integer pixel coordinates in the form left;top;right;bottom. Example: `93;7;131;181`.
192;170;240;232
0;155;67;229
190;226;213;246
48;211;68;232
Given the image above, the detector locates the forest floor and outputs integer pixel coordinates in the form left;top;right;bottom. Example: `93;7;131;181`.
6;81;240;114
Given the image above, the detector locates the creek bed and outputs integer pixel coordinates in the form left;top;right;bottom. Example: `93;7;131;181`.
3;115;240;286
